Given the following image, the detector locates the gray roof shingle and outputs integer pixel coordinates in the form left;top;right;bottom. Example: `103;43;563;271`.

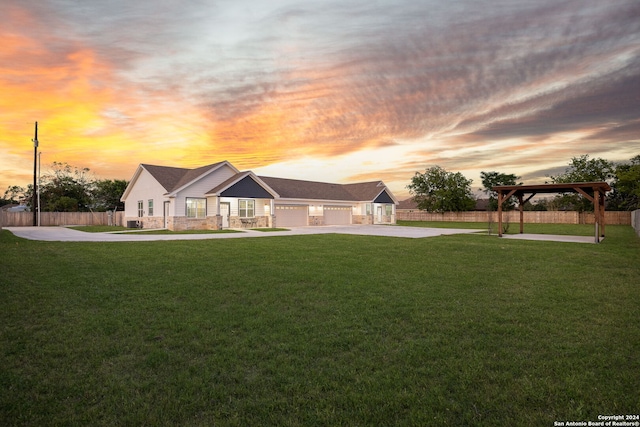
142;162;226;193
259;176;388;202
139;162;393;203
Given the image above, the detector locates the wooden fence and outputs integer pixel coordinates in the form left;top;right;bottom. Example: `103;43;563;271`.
632;210;640;236
0;210;632;228
397;210;631;225
0;211;125;227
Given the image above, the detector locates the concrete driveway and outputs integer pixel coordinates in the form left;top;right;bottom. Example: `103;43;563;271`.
3;225;484;242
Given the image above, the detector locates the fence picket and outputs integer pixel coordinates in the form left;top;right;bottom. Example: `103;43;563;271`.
396;210;631;225
1;211;125;227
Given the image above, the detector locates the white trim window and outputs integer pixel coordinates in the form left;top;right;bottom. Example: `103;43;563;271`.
239;199;255;218
366;203;372;215
148;199;154;216
137;200;144;217
385;204;393;216
186;198;206;218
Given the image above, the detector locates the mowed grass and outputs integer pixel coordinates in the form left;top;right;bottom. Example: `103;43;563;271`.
1;225;639;426
397;220;599;235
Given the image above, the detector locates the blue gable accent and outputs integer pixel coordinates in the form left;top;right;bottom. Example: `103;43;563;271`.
220;176;274;199
374;190;394;204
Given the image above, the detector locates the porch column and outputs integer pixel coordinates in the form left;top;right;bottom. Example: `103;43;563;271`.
270;199;274;228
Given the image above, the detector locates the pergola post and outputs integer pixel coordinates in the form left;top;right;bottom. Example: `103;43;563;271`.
599;191;606;238
594;188;600;243
497;190;504;237
518;194;524;234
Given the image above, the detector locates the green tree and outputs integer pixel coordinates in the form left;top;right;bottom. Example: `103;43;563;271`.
608;155;640;211
549;155;615;212
549;154;615;183
480;171;521;211
407;166;475;212
92;179;128;211
2;185;27;206
39;162;93;212
4;164;129;213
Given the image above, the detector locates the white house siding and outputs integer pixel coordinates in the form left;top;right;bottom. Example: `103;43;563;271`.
220;197;270;217
123;169;168;218
173;166;237;217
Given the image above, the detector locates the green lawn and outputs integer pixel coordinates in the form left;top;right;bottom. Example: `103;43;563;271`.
1;225;639;426
397;220;600;235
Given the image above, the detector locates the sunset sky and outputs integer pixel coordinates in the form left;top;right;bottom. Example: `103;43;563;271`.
1;0;639;199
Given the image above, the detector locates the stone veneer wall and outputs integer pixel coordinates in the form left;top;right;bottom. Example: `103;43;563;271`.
309;216;323;226
169;216;221;231
377;215;394;224
138;217;164;229
229;216;270;229
352;215;373;225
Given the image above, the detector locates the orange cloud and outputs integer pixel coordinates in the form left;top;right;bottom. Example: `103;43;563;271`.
0;6;211;187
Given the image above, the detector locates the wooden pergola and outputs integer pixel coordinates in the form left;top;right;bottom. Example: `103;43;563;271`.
492;182;612;243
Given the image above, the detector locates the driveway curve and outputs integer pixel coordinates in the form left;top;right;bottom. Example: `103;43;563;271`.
4;225;483;242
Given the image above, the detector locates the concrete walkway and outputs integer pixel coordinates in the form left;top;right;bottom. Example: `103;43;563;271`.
3;226;599;243
3;225;484;242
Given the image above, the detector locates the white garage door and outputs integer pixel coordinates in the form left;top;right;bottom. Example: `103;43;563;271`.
324;206;352;225
275;205;308;227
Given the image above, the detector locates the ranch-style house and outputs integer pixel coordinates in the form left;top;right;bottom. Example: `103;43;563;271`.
120;161;398;230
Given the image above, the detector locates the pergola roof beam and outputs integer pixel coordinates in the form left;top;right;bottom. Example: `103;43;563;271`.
492;182;611;243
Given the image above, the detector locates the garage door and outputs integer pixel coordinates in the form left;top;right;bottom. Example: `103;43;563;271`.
275;205;308;227
324;206;351;225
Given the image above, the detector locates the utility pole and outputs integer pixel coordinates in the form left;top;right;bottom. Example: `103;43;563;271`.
32;122;38;226
38;152;42;227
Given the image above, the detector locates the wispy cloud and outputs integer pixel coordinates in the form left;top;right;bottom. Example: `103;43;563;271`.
1;0;639;194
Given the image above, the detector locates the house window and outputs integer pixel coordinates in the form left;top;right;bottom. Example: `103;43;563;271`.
148;199;154;216
366;203;372;215
186;198;206;218
239;199;255;218
137;200;144;217
385;204;393;216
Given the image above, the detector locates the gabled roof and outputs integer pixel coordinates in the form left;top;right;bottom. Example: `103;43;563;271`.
259;176;396;203
122;160;397;204
206;172;279;198
143;161;235;194
121;161;237;201
140;164;192;193
258;176;356;201
343;181;398;204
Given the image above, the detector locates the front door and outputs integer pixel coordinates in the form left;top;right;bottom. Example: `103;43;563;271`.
220;203;230;228
377;206;383;224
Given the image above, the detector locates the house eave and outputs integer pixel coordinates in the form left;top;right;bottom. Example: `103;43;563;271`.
120;165;145;201
166;161;240;197
205;171;280;199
